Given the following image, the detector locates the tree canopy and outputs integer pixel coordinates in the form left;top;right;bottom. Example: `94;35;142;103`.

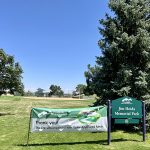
75;84;86;95
24;90;35;97
35;88;45;97
0;49;24;95
72;84;86;98
49;84;64;97
85;0;150;129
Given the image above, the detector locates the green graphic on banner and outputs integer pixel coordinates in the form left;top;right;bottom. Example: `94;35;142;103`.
31;106;108;132
112;97;142;119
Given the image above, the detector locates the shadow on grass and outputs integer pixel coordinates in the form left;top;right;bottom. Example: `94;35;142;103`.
17;138;140;147
122;129;145;136
0;112;15;116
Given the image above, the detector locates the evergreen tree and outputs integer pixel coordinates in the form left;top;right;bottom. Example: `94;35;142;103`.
85;0;150;128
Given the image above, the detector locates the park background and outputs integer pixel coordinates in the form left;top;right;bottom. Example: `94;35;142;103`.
0;0;150;149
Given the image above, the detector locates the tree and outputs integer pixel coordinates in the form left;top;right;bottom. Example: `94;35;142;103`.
75;84;86;95
72;84;86;98
85;0;150;128
24;90;35;96
49;85;64;97
35;88;44;97
0;49;24;95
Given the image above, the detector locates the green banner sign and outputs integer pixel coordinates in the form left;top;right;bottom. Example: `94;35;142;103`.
112;97;142;119
31;106;107;132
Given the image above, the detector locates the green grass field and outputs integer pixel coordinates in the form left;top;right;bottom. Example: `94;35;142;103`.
0;96;150;150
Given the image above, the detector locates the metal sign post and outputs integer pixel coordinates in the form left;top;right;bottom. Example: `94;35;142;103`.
142;101;146;142
107;100;111;145
27;109;32;146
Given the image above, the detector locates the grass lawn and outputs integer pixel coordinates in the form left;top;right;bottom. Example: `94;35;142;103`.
0;96;150;150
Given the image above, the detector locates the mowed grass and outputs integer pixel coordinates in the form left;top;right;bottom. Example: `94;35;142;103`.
0;96;150;150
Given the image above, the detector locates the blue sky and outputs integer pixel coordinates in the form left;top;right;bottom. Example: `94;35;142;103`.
0;0;110;92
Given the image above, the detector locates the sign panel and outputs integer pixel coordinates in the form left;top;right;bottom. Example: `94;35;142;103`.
31;106;107;132
115;119;140;124
112;97;142;119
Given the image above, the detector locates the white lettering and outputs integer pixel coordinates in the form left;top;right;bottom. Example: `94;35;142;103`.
132;112;139;116
118;107;124;111
125;107;135;111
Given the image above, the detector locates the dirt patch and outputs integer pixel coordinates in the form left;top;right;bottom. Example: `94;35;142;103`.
23;97;85;100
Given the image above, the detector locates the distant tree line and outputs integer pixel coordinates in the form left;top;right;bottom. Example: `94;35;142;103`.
24;84;87;98
0;49;88;98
